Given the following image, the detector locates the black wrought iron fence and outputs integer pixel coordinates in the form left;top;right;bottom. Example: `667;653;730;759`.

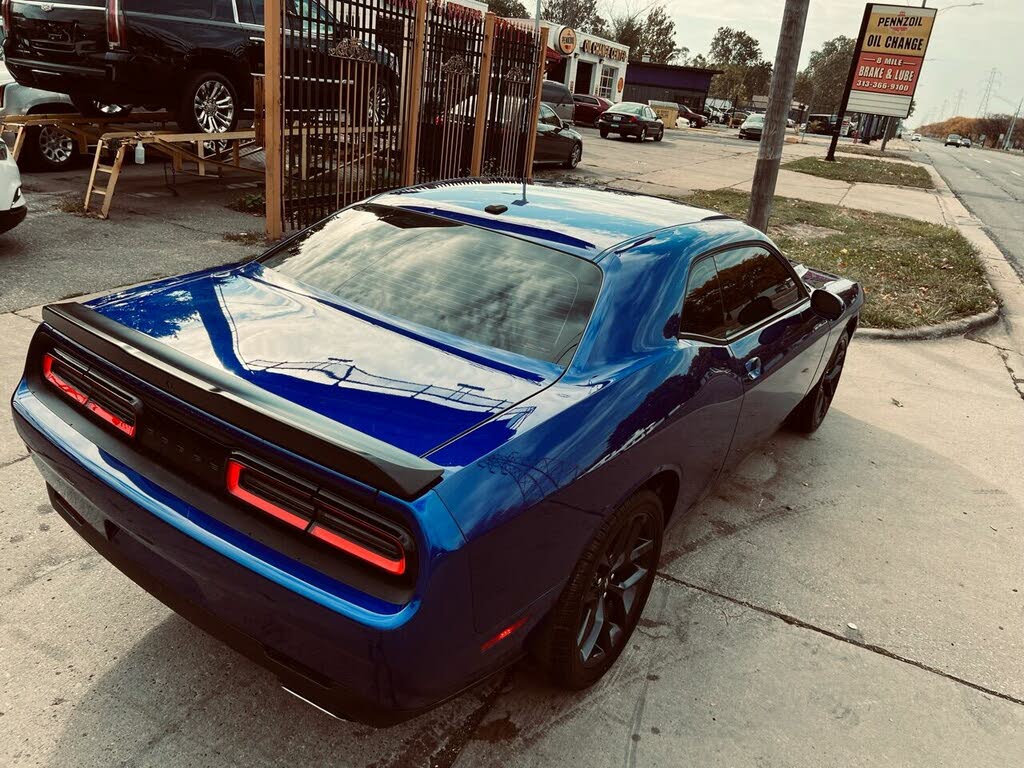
265;0;543;235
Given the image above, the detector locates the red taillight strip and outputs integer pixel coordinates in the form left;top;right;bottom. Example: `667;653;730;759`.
225;458;410;576
85;399;137;437
42;354;88;405
308;522;406;575
43;353;136;437
226;460;309;531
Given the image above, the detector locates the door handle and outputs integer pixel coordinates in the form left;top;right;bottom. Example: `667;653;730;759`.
249;37;265;43
745;357;762;381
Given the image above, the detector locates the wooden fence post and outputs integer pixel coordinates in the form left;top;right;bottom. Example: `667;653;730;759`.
470;13;496;177
402;0;428;187
264;0;283;239
523;25;548;181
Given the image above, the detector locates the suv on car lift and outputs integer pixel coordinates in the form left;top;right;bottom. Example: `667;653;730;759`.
1;0;397;133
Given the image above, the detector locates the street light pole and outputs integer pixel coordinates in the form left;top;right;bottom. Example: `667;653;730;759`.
748;0;810;232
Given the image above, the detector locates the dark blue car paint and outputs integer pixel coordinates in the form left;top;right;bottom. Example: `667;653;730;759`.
10;181;863;723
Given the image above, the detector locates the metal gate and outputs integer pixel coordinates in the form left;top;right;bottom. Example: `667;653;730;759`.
263;0;545;237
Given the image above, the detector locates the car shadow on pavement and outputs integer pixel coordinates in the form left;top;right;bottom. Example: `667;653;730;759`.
43;402;1024;767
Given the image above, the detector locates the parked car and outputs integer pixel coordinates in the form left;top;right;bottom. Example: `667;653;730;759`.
0;81;80;171
959;137;972;148
738;113;764;140
703;106;724;124
1;0;398;133
541;80;575;124
945;134;962;147
534;103;583;168
571;93;611;127
677;104;705;128
911;133;922;142
11;179;862;724
597;102;664;142
0;138;27;233
726;110;749;128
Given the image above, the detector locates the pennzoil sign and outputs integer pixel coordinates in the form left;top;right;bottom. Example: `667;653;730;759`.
557;27;577;56
845;3;936;119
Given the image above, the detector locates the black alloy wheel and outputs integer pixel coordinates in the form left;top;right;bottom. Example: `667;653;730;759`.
23;124;79;171
653;129;663;142
541;490;664;689
637;127;647;142
564;142;582;168
787;330;850;433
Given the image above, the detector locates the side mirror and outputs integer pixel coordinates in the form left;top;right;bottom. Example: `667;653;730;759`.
810;288;844;321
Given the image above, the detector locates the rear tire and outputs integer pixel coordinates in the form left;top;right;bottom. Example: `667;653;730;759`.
786;330;850;433
637;127;647;142
21;124;79;172
540;490;664;690
177;71;239;134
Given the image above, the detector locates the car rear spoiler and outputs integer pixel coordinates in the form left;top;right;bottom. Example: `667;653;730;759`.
40;302;445;500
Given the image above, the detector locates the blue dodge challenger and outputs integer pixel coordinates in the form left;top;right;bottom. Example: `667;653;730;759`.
11;180;861;724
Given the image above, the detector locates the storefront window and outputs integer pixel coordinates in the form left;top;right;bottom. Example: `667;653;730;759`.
598;65;615;99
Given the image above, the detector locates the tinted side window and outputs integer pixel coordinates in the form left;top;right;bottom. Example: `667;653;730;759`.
538;104;560;126
131;0;234;20
679;257;728;338
714;247;802;334
238;0;263;23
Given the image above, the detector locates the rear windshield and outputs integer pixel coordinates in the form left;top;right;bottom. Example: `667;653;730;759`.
261;204;602;365
608;103;644;115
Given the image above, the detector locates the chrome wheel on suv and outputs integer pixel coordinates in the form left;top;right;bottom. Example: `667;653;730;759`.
179;72;239;134
193;80;235;133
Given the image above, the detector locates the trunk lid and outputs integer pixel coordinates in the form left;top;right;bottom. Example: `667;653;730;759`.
85;263;555;459
7;0;107;68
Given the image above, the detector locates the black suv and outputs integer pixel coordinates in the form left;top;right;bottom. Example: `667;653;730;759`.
1;0;396;133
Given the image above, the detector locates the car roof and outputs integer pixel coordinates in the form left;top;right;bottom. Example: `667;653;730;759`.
373;180;727;260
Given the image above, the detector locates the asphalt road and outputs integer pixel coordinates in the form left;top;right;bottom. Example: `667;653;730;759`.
918;139;1024;279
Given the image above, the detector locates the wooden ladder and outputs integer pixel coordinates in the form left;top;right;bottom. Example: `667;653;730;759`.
84;138;129;219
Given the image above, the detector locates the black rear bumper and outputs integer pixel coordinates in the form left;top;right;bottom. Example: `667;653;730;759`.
3;52;154;105
13;405;433;727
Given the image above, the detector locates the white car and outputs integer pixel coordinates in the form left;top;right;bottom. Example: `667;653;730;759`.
0;140;27;234
911;133;922;142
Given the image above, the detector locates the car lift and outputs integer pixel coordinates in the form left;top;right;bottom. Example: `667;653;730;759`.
0;112;262;218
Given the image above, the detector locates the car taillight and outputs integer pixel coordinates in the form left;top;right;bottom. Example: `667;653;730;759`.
225;458;411;576
106;0;126;49
42;352;138;437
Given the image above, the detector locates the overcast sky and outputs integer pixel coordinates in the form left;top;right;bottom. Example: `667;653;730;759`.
657;0;1023;127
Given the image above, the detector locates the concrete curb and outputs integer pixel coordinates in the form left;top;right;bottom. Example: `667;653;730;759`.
859;306;1000;341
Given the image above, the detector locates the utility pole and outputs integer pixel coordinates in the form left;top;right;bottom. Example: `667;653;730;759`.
748;0;809;232
827;4;871;161
953;88;964;117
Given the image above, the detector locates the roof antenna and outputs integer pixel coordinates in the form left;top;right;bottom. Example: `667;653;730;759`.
516;0;542;206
